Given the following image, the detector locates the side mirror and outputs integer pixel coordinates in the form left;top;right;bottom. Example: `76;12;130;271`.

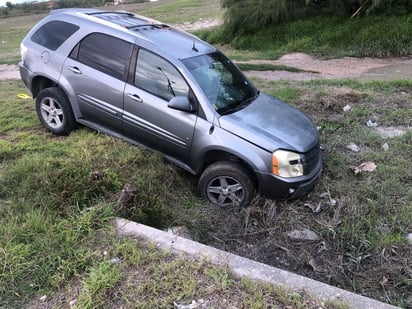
168;96;196;113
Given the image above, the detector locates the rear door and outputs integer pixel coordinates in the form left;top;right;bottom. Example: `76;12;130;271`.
62;33;133;131
123;48;197;162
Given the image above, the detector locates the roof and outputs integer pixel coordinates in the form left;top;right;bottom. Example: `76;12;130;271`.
50;8;215;60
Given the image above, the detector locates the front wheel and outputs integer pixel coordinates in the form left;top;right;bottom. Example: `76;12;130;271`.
36;87;75;136
198;161;256;207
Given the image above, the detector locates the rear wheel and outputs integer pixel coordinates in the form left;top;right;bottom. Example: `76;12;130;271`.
36;87;75;136
198;161;256;207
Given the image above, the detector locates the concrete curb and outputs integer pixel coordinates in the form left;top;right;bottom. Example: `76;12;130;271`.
114;218;399;309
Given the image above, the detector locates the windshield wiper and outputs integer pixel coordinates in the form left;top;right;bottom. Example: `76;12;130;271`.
157;67;176;97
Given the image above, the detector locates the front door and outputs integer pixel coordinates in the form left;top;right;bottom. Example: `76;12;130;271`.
123;48;197;162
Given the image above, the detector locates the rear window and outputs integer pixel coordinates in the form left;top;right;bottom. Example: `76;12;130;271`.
31;20;79;50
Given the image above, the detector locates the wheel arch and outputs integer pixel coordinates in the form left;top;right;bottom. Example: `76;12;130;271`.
30;75;58;98
30;75;82;120
198;149;259;189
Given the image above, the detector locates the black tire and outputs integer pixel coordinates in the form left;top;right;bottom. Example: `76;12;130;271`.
36;87;75;136
198;161;256;207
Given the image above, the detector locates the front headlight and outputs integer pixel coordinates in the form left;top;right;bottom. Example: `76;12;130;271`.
272;149;304;177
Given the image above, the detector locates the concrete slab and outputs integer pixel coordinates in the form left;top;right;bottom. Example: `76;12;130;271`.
114;218;400;309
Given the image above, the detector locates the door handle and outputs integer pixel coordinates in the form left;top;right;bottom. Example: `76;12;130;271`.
68;66;82;74
127;93;143;103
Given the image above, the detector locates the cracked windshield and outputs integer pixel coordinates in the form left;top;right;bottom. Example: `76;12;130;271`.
183;52;257;114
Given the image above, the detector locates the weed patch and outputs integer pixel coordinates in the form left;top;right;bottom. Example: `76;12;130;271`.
194;79;412;307
201;14;412;58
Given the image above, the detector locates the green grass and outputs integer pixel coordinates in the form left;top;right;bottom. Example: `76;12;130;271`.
234;77;412;306
1;78;410;308
138;0;222;24
236;62;316;74
0;27;28;64
0;79;347;308
0;0;411;307
200;14;412;59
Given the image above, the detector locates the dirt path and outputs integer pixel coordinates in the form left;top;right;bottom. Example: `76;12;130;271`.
0;64;20;80
245;52;412;81
3;52;412;81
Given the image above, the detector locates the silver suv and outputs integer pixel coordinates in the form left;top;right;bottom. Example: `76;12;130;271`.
19;9;322;207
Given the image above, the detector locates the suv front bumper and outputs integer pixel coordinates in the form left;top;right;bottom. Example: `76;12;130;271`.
257;163;322;200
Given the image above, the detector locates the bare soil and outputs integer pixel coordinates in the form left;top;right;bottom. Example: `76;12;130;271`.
5;52;412;81
0;64;20;80
245;53;412;81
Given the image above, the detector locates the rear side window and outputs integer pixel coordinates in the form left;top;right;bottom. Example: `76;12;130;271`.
31;21;79;50
71;33;132;80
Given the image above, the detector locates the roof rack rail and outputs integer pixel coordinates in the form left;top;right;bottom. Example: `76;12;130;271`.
86;11;134;17
127;23;170;30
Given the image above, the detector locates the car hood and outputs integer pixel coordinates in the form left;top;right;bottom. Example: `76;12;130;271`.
218;92;319;152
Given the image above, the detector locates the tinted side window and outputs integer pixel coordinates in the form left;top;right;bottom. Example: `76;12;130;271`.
31;21;79;51
74;33;132;80
135;49;189;101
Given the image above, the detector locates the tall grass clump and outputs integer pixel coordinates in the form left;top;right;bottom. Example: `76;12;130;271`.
221;0;412;36
200;14;412;58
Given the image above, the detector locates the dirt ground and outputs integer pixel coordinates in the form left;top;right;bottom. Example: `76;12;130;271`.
0;64;20;80
247;53;412;81
4;52;412;82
